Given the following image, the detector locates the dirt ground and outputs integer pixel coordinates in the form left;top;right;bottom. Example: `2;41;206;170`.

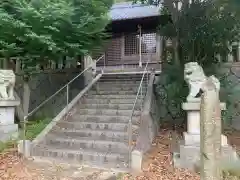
121;126;240;180
0;149;115;180
0;127;240;180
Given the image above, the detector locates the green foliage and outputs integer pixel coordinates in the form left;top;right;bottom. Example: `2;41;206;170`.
20;118;51;140
0;139;17;152
135;0;240;125
0;0;113;75
136;0;240;67
155;62;188;124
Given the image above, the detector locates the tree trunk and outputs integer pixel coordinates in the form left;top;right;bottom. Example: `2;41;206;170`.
172;38;180;66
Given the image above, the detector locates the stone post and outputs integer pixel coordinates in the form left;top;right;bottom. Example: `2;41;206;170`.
200;79;221;180
84;55;94;86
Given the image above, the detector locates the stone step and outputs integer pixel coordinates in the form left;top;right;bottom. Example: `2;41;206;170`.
77;103;141;111
87;90;146;95
86;94;144;99
81;98;143;104
100;74;147;79
92;86;147;91
31;144;129;169
44;134;129;152
98;79;147;83
66;114;140;125
98;78;147;82
49;128;137;142
31;156;130;172
97;82;145;86
95;83;144;88
57;121;138;132
77;108;141;116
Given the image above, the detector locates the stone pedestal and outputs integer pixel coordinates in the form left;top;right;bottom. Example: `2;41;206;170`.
182;100;227;146
173;99;238;170
0;100;20;142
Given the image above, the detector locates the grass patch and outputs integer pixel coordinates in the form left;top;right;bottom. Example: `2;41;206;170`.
0;118;51;153
0;139;18;153
20;118;51;140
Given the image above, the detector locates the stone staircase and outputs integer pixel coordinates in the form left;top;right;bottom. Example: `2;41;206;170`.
31;73;148;171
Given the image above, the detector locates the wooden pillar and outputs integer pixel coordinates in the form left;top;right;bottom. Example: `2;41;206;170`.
58;57;63;69
66;56;71;68
121;33;125;68
72;56;78;68
138;25;142;67
156;35;162;62
51;61;56;69
215;54;221;62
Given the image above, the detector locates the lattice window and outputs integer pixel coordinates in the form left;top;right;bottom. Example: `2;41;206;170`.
141;33;157;54
124;32;157;56
124;34;139;56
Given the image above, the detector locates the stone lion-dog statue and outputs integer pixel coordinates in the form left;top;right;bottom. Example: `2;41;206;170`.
0;70;16;100
184;62;220;101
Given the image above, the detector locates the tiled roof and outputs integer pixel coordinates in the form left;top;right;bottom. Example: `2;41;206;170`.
109;2;161;21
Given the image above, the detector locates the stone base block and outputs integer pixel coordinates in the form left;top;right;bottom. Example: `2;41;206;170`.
0;124;18;142
173;143;238;170
0;124;18;134
183;132;228;146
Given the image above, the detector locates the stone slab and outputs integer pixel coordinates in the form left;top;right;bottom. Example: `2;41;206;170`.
187;111;200;134
0;131;18;142
176;144;238;170
182;102;226;111
0;106;16;125
183;132;228;146
0;124;18;134
0;100;20;107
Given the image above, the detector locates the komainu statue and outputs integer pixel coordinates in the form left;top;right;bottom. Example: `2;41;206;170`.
184;62;220;101
0;70;16;100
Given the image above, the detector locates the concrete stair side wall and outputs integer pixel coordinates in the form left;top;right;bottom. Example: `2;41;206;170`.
131;72;160;171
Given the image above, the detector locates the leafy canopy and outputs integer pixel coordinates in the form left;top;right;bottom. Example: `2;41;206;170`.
135;0;240;67
0;0;113;74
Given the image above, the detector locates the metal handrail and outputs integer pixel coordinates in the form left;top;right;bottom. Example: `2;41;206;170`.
25;55;105;119
21;54;105;157
128;56;150;164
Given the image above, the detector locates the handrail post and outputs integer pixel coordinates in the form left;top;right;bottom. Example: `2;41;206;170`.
103;53;106;69
140;84;143;110
147;72;149;86
138;25;142;68
66;84;69;109
23;115;27;158
128;119;132;165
